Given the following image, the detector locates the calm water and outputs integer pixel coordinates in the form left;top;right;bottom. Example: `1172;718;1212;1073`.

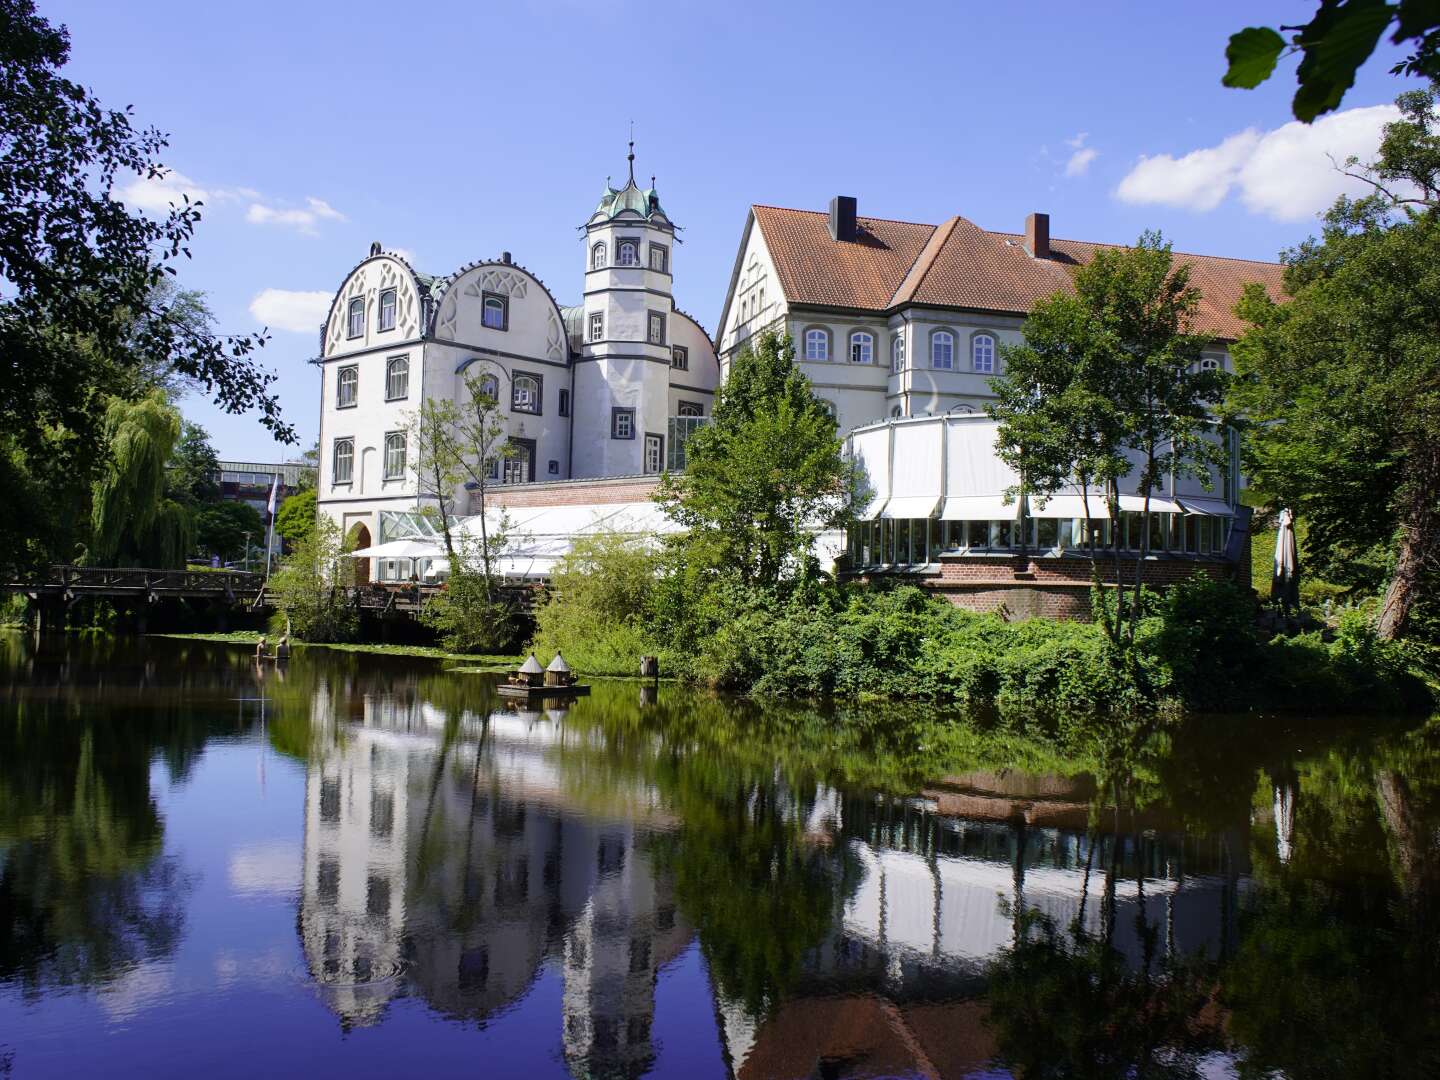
2;634;1438;1079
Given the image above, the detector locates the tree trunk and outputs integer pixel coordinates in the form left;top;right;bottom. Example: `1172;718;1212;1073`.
1376;452;1440;640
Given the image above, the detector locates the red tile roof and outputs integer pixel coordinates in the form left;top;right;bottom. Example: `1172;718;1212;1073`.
753;205;1286;341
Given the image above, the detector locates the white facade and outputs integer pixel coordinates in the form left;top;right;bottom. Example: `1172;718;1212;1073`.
315;153;719;570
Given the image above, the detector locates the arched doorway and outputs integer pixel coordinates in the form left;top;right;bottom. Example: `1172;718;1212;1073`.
347;523;372;586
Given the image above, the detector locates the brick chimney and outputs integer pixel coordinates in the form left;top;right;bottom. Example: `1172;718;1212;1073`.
829;195;857;242
1025;212;1050;259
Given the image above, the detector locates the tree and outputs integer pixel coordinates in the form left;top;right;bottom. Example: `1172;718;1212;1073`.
275;488;317;550
268;516;358;642
194;500;263;561
449;367;516;599
407;397;466;565
655;331;849;592
0;0;288;452
990;235;1226;646
88;393;192;567
166;421;220;508
1230;89;1440;640
1224;2;1440;121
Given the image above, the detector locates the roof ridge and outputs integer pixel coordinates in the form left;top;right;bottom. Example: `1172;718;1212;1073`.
890;216;959;307
752;204;939;229
985;230;1283;269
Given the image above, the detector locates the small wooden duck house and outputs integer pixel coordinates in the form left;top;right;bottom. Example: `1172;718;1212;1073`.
545;652;574;687
511;654;545;689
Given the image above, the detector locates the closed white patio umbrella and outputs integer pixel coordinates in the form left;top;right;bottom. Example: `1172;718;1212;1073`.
346;539;442;559
1271;508;1300;612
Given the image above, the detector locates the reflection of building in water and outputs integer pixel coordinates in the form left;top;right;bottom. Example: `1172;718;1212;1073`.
719;773;1252;1079
297;693;690;1072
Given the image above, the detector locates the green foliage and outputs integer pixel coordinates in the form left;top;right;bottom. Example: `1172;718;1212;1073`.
268;516;358;643
1230;91;1440;639
274;487;316;550
529;531;660;674
656;331;849;592
193;500;263;560
419;543;521;656
1223;4;1440;122
166;421;219;507
88;393;191;568
0;0;286;447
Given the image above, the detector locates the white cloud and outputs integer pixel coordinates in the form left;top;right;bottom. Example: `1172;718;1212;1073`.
386;247;418;265
1064;132;1090;150
117;169;209;211
246;196;347;235
1065;146;1099;177
1115;104;1399;221
228;840;301;896
249;288;332;333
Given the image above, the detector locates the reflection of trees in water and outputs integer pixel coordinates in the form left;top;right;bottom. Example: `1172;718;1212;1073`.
0;697;198;994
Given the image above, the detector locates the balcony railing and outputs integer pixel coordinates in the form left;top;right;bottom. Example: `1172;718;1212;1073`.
667;415;711;472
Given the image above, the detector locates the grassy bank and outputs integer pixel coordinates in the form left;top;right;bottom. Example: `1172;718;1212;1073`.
151;631;518;666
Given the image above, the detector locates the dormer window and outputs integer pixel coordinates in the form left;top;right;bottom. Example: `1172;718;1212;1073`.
482;293;508;331
649;244;668;273
346;298;364;339
591;242;607;270
617;239;639;266
378;288;397;332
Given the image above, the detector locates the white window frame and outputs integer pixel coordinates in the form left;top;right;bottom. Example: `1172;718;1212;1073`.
589;312;604;342
803;328;830;362
383;432;406;480
643;433;663;474
677;400;704;417
377;288;397;332
671;345;689;370
850;331;874;365
891;333;905;374
617;239;639;266
332;438;354;484
648;312;666;346
931;330;954;370
477;373;500;402
649;244;668;273
1199;357;1220;371
384;355;409;401
972;333;996;374
612;408;635;440
591;242;607;270
336;365;358;408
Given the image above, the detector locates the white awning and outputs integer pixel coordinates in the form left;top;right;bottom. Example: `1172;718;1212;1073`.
856;497;887;521
938;496;1022;521
1177;497;1236;516
1027;494;1111;519
880;496;940;520
347;539;443;558
1114;495;1184;514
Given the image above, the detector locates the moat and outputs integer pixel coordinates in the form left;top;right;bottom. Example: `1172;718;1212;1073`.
2;633;1437;1078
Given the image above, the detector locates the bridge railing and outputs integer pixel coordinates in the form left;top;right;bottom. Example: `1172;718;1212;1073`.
45;565;265;593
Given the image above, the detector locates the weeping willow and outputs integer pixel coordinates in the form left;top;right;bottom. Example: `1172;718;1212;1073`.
89;393;192;567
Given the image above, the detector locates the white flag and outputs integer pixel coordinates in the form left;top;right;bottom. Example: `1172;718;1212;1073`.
266;474;279;517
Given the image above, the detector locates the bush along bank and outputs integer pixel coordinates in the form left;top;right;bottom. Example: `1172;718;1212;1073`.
530;555;1431;717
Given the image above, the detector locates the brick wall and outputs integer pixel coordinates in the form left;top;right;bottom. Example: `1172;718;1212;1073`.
483;474;662;508
856;551;1246;620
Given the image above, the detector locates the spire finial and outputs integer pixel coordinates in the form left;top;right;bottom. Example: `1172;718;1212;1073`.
627;120;635;184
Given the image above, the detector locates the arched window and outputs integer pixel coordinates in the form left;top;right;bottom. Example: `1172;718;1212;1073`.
931;330;954;370
511;372;540;414
346;298;365;338
385;355;408;401
482;293;508;331
850;331;874;365
336;365;357;408
972;333;996;373
477;373;500;402
617;239;639;266
332;438;354;484
803;328;830;361
591;242;607;270
889;405;903;418
383;432;407;480
891;334;905;373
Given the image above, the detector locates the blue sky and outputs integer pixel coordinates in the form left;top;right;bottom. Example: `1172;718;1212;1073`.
42;0;1421;459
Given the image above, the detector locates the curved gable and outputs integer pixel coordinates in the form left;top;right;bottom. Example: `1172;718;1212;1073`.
432;261;570;365
322;255;424;357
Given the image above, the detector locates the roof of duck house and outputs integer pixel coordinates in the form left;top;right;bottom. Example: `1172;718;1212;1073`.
518;654;544;674
546;652;571;673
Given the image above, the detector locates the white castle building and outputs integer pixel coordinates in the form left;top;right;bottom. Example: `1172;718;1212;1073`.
314;145;719;557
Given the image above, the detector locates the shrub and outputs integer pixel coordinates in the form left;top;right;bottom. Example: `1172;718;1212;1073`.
419;567;521;656
268;517;359;643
